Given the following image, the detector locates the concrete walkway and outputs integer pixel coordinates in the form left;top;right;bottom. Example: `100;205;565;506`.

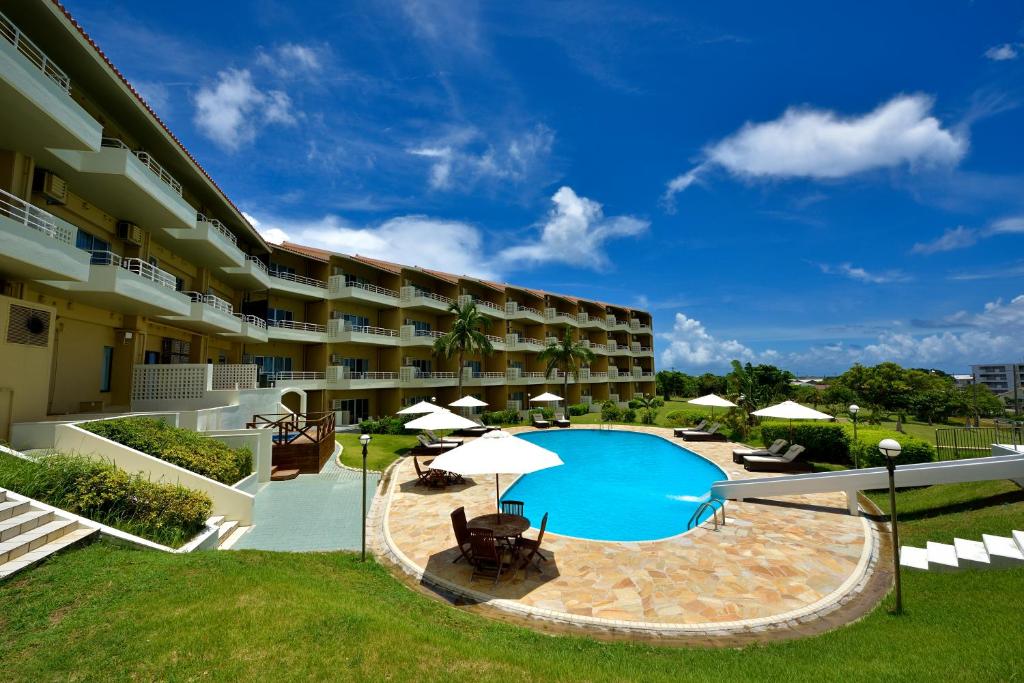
233;456;380;552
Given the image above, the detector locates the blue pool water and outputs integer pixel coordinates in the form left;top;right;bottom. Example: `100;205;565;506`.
502;430;727;542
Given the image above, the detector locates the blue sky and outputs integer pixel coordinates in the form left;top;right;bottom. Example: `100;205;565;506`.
64;0;1024;375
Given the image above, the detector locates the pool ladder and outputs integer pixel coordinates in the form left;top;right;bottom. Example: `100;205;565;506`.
687;497;726;531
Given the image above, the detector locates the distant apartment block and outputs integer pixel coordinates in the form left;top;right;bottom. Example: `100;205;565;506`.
970;364;1023;394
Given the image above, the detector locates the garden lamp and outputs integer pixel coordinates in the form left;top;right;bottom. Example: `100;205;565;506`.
359;433;372;561
849;404;860;464
878;438;903;615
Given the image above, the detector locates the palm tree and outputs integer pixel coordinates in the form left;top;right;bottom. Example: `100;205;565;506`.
433;300;493;394
634;393;658;424
537;326;596;404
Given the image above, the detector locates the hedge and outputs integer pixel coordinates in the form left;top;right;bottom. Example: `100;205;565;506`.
359;413;421;435
849;427;936;467
81;417;251;485
568;404;589;417
481;409;523;425
761;423;851;464
0;452;211;548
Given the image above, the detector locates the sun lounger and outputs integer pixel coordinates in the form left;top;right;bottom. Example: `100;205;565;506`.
678;422;725;441
531;413;550;428
553;411;570;428
672;419;707;438
413;434;460;454
456;416;500;436
743;444;808;472
424;430;464;445
733;439;788;464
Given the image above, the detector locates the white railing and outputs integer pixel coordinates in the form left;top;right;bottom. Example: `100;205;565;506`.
402;286;453;306
506;302;541;317
329;319;399;337
233;313;267;329
101;138;183;197
0;188;73;245
485;334;504;344
415;329;444;339
472;371;505;379
523;371;545;379
184;291;233;314
88;251;177;290
460;294;501;313
414;372;457;380
267;319;327;333
545;337;558;345
0;11;71;93
245;255;268;274
196;213;238;245
590;371;609;378
330;275;398;299
269;269;327;289
521;337;544;347
272;371;325;382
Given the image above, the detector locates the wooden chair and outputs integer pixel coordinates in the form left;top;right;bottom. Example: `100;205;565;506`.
500;500;524;517
515;512;549;576
468;529;513;586
413;456;444;487
450;507;472;563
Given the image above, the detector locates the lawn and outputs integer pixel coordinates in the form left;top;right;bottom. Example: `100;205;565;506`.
2;481;1022;680
336;433;418;471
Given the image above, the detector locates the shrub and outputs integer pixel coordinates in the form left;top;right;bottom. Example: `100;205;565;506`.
601;401;622;422
568;403;589;417
628;399;641;409
622;408;637;423
531;407;555;420
662;410;692;427
641;408;656;425
81;417;251;485
481;409;522;425
0;452;210;548
849;427;936;468
359;416;414;435
761;422;851;464
651;397;665;408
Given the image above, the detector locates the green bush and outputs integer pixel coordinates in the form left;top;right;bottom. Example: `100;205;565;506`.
531;407;555;420
601;401;622;422
359;416;412;435
663;410;694;427
622;408;637;423
481;409;522;425
0;452;210;548
761;422;851;464
567;403;589;417
651;397;665;408
849;427;936;467
628;399;641;409
81;417;251;485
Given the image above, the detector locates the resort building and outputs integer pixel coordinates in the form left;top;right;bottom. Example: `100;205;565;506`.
0;1;654;439
970;364;1023;395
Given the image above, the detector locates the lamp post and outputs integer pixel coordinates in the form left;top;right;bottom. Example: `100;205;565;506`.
879;438;903;615
849;404;860;466
359;433;371;562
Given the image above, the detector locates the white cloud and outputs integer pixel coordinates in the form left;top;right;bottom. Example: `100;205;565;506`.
817;262;911;284
659;313;762;370
985;43;1020;61
664;94;968;204
497;186;649;270
912;216;1024;255
193;69;297;151
256;43;326;78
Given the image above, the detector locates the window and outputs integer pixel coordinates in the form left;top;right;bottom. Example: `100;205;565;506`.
144;351;160;365
76;229;110;256
336;357;368;374
337;398;370;422
267;308;294;323
340;313;369;328
409;359;432;373
464;360;481;374
269;262;295;276
100;346;113;392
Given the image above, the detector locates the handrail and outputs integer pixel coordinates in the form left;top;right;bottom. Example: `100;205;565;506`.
245;255;268;273
184;291;233;314
0;11;71;93
100;138;183;196
521;338;544;346
246;411;335;447
0;188;66;243
331;276;399;299
406;287;453;305
271;371;325;381
506;302;541;316
414;329;445;339
485;334;504;344
196;213;239;245
233;313;267;329
87;250;178;290
269;269;327;289
688;498;725;530
267;319;326;333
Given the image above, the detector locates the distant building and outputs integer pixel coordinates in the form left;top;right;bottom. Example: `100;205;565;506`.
970;364;1023;395
952;374;974;388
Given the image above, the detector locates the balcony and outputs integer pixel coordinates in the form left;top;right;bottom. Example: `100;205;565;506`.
326;367;400;390
577;312;605;329
329;275;400;307
459;295;504;319
485;334;505;351
400;286;453;313
49;138;196;232
266;319;327;343
223;314;268;343
504;302;544;323
270;371;326;391
160;291;242;335
400;326;444;347
462;369;506;386
0;189;91;282
40;251;190;316
399;367;458;388
0;11;102;155
519;337;545;350
327;319;400;346
545;308;578;326
589;371;609;382
267;270;327;300
605;317;630;331
630;319;653;334
222;255;271;291
582;340;606;355
164;213;245;268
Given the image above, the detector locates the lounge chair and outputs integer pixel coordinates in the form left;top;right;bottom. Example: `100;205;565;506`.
531;413;550;428
450;507;472;563
455;416;500;436
743;444;808;472
733;439;788;464
553;410;570;428
673;419;707;438
515;512;549;576
413;456;445;487
424;430;464;445
677;422;726;442
468;529;515;586
413;434;459;454
471;416;501;432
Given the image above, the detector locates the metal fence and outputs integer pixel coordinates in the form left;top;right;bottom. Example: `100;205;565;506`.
935;426;1024;461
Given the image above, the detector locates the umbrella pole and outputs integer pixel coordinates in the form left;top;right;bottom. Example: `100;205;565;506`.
495;475;501;519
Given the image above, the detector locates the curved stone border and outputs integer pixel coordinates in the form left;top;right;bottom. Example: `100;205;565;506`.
371;429;885;640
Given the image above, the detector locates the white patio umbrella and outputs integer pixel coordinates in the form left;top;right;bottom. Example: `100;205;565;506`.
428;430;563;514
403;409;478;431
752;400;832;439
529;392;563;403
687;393;737;419
397;400;443;415
449;395;489;419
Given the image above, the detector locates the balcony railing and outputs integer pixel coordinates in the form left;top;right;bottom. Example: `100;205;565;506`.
233;313;267;329
196;213;238;245
269;269;327;289
402;286;453;306
331;276;399;299
330;319;399;337
523;371;545;379
0;11;70;93
485;334;504;344
409;371;458;380
245;255;268;274
506;302;541;316
414;329;445;339
0;188;74;245
88;250;177;290
267;319;326;333
271;371;325;381
100;138;183;196
470;371;505;379
184;291;233;314
521;337;544;347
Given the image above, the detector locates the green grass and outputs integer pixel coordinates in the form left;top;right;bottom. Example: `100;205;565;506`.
2;481;1023;680
335;433;418;471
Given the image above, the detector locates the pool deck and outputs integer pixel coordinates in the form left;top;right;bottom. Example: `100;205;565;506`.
370;424;890;644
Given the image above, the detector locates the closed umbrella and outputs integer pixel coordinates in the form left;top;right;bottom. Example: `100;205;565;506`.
752;400;832;440
397;400;443;415
428;430;563;514
687;393;737;420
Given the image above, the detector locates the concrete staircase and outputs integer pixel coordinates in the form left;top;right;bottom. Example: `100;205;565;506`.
0;488;98;580
207;515;252;550
901;531;1024;572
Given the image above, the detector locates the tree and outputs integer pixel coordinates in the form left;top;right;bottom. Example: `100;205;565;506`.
656;370;696;401
432;300;493;395
952;384;1005;426
634;393;659;424
537;326;596;402
697;372;727;396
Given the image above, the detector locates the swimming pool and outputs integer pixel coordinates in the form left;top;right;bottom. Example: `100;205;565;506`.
501;430;727;542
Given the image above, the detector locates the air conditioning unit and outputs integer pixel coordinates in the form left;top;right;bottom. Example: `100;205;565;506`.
37;171;68;204
117;221;144;246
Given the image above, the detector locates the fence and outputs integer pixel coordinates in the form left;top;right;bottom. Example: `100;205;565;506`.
934;426;1024;461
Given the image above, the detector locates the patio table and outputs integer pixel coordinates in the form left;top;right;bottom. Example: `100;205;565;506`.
467;513;529;540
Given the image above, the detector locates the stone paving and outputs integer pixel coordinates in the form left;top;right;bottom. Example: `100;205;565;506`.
374;425;882;638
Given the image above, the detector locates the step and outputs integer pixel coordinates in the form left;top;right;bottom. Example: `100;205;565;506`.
0;490;6;503
982;534;1024;567
218;525;251;550
0;509;53;542
270;468;300;481
0;519;76;565
0;527;97;579
953;538;991;569
926;541;960;571
217;519;239;542
900;545;929;571
1013;530;1024;553
0;499;30;522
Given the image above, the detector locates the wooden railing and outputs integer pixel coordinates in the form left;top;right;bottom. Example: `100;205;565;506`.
247;412;336;447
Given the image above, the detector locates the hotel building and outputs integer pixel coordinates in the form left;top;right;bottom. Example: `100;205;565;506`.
0;1;654;440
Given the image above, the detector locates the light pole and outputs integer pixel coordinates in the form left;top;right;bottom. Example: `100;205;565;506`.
849;404;860;466
359;433;371;562
879;438;903;615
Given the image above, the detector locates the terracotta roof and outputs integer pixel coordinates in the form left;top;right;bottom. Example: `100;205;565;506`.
418;267;459;285
50;0;268;253
274;242;329;262
349;254;403;275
